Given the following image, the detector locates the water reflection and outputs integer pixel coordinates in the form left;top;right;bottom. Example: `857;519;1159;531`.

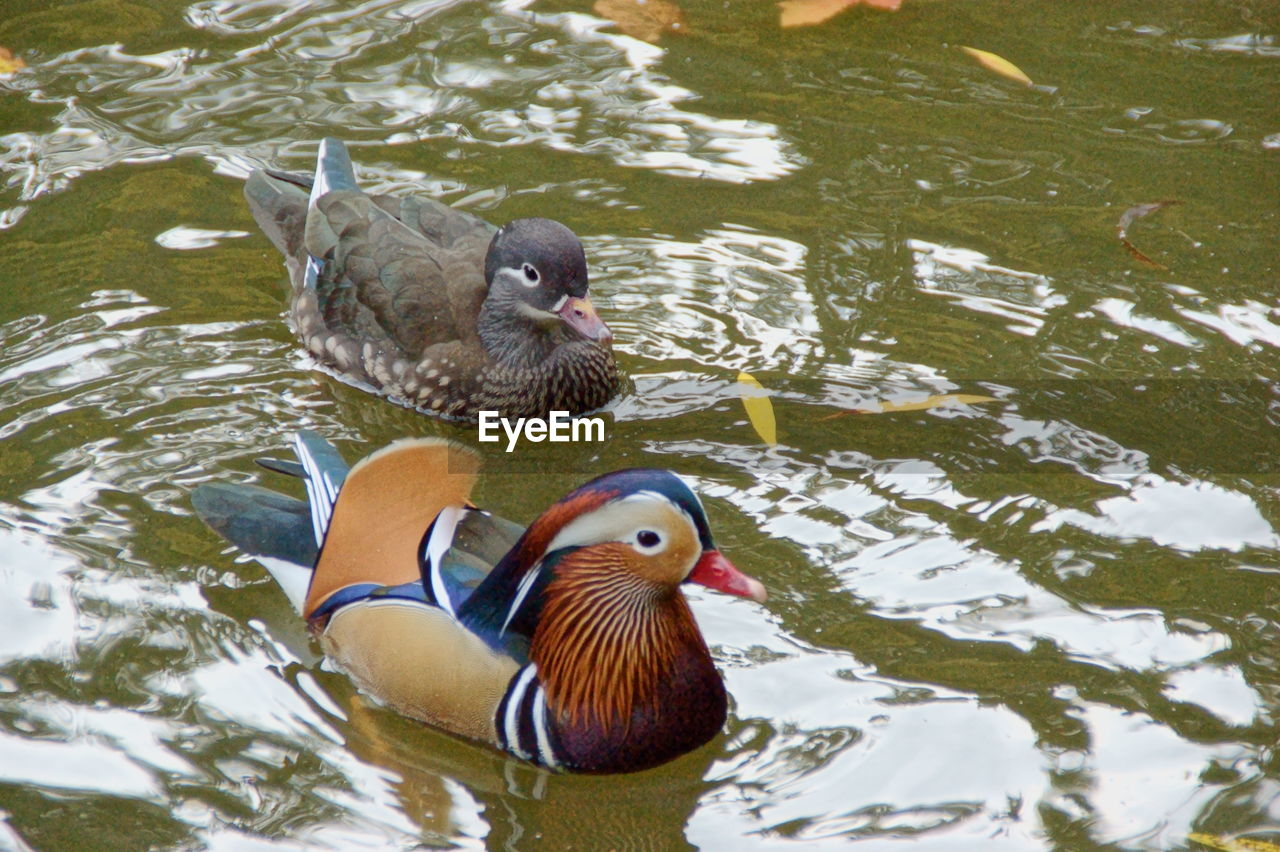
1;0;1279;848
0;0;798;212
908;240;1065;338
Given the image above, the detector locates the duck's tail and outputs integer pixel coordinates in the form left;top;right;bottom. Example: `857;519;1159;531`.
194;431;486;619
192;430;354;612
242;137;358;263
308;137;358;206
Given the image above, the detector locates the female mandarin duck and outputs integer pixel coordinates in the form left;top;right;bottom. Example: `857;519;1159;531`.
244;139;619;420
192;432;766;773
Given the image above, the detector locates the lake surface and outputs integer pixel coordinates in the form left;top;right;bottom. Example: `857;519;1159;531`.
1;1;1278;849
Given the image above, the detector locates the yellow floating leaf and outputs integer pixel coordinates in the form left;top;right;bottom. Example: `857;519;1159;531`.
1189;833;1280;852
960;46;1033;86
779;0;900;28
870;393;995;414
0;47;26;76
737;372;777;446
821;393;995;420
594;0;686;43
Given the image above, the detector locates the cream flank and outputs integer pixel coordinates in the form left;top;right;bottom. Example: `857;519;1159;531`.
477;410;606;453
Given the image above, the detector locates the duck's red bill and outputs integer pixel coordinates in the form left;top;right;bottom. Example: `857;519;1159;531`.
559;296;613;342
689;550;767;603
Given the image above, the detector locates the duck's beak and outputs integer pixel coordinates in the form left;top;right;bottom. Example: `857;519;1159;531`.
688;550;767;603
558;296;613;342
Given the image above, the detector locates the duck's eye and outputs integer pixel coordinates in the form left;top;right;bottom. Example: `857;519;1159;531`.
522;263;540;284
636;530;661;549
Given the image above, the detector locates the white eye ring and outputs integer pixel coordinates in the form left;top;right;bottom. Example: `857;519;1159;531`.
521;263;540;287
631;529;665;555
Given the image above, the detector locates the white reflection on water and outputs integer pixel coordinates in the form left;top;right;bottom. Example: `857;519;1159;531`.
180;653;340;744
1094;297;1199;349
0;529;79;664
0;817;32;852
696;445;1248;675
1163;664;1262;728
1179;298;1280;349
908;239;1066;338
702;669;1043;848
1057;702;1234;848
830;511;1227;671
684;575;1044;848
155;226;251;250
672;443;1268;845
19;702;202;780
595;226;819;394
0;728;160;799
1035;476;1280;552
0;0;798;205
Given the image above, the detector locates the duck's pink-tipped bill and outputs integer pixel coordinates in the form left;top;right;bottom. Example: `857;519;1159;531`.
559;296;613;342
688;550;767;603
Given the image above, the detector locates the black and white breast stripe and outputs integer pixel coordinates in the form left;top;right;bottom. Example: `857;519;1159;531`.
495;664;562;770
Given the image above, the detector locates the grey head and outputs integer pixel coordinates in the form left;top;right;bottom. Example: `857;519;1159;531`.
482;218;612;344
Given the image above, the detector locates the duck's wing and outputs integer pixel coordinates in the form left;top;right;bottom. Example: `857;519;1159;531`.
244;140;495;361
301;432;482;617
195;432;524;745
192;431;495;618
284;432;524;744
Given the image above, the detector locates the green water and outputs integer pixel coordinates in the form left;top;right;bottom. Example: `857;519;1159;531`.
1;0;1278;849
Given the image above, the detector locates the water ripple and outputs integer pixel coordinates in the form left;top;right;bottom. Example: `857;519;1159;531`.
1;0;798;206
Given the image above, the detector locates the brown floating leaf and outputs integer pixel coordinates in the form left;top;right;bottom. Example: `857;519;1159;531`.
960;46;1033;86
1189;832;1280;852
0;47;26;76
779;0;900;29
1117;199;1181;270
820;393;995;420
594;0;686;42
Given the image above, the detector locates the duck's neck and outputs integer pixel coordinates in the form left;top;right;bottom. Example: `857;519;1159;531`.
478;289;562;371
529;555;727;772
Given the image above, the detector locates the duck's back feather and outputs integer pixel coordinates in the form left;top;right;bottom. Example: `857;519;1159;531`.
190;482;318;611
426;507;525;613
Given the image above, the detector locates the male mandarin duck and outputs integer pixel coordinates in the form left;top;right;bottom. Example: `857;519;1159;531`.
192;432;766;773
243;139;619;421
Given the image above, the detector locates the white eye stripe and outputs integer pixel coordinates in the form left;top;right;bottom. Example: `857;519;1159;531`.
543;492;695;559
497;266;541;289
